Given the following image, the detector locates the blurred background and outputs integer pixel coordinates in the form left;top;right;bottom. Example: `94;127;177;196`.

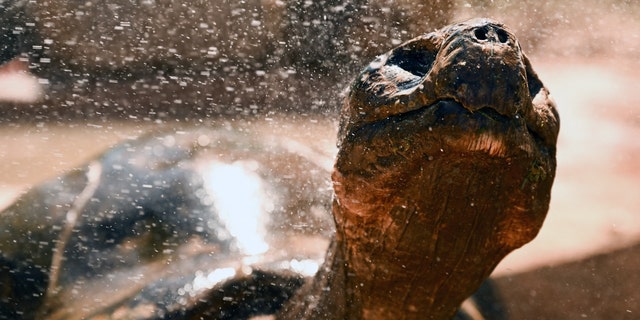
1;0;638;318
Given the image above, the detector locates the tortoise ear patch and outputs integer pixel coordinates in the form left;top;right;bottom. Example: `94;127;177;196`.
523;53;544;100
522;53;560;147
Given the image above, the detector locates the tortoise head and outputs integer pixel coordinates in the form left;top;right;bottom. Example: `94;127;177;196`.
338;18;558;149
331;18;559;318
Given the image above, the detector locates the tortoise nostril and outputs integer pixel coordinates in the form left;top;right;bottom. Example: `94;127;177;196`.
473;25;509;43
474;28;488;41
496;28;509;43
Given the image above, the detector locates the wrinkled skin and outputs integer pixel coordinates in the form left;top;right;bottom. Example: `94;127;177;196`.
278;18;558;319
0;18;557;320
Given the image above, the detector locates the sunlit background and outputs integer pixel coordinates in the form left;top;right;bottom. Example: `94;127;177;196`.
1;0;638;318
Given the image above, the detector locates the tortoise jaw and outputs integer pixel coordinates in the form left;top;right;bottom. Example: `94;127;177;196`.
419;98;530;158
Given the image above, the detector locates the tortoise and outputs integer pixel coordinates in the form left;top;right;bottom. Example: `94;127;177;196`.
0;18;558;319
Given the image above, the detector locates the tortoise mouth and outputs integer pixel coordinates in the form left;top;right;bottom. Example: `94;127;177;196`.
433;99;517;156
389;97;532;158
428;98;513;123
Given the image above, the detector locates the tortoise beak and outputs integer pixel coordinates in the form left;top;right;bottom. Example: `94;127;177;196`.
429;19;528;118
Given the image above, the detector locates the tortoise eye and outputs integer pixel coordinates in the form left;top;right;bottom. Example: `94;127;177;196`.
385;38;438;78
386;48;433;78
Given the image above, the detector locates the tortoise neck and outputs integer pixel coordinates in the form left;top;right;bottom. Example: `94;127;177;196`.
278;204;486;320
279;154;535;319
324;204;467;320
